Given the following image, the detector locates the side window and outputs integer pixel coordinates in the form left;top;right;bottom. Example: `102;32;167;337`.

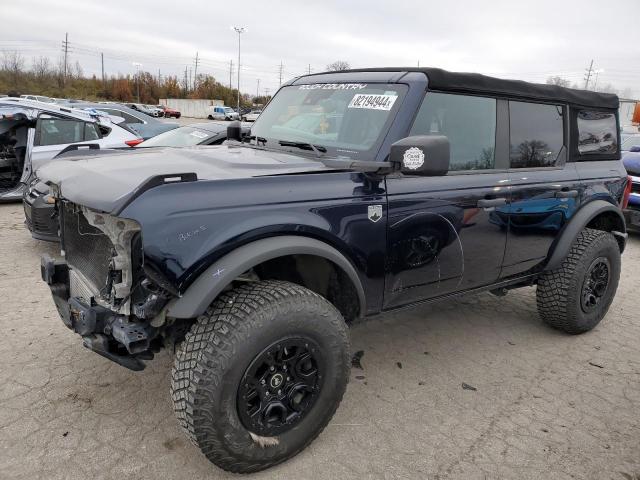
36;118;84;146
577;111;617;155
84;122;100;140
410;92;496;171
509;101;564;168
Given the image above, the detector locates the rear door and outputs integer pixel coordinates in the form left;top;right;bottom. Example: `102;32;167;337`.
384;92;510;309
501;100;582;277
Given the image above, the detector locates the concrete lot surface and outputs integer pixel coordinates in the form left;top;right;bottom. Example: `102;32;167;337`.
1;202;639;479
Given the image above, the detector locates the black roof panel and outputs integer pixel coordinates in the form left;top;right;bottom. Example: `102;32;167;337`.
313;67;619;109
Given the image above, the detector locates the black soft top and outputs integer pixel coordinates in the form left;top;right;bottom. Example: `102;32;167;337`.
336;67;619;110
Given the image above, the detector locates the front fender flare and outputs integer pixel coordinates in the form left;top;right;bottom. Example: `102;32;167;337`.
545;199;626;271
166;235;366;319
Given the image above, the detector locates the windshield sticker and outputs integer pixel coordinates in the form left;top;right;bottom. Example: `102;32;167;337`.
299;83;367;90
348;94;397;111
189;130;210;139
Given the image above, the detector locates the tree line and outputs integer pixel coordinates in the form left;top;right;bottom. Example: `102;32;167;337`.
0;50;261;106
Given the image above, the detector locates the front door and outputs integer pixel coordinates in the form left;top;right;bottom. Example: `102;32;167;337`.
384;91;510;309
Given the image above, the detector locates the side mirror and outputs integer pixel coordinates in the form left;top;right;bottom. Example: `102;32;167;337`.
227;120;242;142
630;145;640;153
390;135;450;176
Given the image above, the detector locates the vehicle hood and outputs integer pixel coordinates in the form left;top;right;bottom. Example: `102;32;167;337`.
623;152;640;176
37;144;336;213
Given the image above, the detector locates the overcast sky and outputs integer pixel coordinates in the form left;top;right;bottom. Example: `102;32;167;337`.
2;0;639;98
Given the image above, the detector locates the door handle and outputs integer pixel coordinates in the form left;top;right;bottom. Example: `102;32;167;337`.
554;189;578;198
477;197;507;208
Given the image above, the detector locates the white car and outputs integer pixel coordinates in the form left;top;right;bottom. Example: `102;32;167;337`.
145;105;164;117
207;105;239;121
20;94;56;104
242;109;262;122
0;97;139;202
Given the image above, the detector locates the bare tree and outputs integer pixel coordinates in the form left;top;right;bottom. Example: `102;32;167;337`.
596;83;618;95
326;61;350;71
546;76;571;88
32;56;52;80
2;50;25;88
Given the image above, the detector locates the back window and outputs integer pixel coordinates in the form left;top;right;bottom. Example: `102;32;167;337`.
509;101;564;168
577;111;617;155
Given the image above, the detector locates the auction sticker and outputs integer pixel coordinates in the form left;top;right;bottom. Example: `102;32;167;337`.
189;130;210;139
348;94;397;111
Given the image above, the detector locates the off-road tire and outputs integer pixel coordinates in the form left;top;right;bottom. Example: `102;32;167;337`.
170;280;350;473
536;228;621;334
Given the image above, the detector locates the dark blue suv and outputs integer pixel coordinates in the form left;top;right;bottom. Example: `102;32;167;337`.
38;68;629;473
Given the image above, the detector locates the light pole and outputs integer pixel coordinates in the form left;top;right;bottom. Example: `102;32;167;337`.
232;26;246;113
133;62;142;103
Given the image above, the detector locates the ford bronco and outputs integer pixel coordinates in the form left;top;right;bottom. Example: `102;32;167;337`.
39;68;629;473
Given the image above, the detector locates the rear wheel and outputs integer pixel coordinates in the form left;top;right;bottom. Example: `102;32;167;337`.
171;280;350;473
536;228;621;334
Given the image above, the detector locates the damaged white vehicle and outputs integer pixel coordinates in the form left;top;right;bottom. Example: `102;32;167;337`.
0;98;139;202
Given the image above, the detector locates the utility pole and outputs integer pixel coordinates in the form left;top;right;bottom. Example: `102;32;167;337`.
256;79;260;101
61;32;69;87
133;62;142;103
278;61;283;86
158;69;161;85
100;52;105;88
188;67;192;93
229;60;233;89
193;51;199;91
264;87;270;98
233;26;246;112
584;59;594;89
184;66;188;95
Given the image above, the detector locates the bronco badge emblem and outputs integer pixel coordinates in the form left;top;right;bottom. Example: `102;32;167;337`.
368;204;383;223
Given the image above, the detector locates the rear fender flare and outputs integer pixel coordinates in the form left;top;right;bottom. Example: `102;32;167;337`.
544;200;626;271
166;235;366;319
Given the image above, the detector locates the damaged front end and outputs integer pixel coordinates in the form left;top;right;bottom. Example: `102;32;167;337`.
42;199;178;370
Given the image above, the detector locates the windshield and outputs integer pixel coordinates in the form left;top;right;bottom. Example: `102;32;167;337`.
251;83;406;159
138;126;221;147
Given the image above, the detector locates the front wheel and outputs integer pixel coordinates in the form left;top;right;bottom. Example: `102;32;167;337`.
536;228;621;334
171;280;350;473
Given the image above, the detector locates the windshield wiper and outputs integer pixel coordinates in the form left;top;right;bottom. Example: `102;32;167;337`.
278;140;327;157
242;135;267;146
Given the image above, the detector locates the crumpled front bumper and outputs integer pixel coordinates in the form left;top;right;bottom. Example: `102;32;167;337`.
41;254;154;371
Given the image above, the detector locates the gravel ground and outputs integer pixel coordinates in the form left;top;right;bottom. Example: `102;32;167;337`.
0;202;639;480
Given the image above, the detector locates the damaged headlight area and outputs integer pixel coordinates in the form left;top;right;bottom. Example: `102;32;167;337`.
42;200;181;371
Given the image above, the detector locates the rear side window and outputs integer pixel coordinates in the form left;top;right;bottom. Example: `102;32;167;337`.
410;92;496;170
509;101;564;168
577;111;617;155
84;122;100;140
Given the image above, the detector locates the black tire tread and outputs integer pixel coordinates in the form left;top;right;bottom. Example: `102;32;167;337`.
170;280;349;473
536;228;620;334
